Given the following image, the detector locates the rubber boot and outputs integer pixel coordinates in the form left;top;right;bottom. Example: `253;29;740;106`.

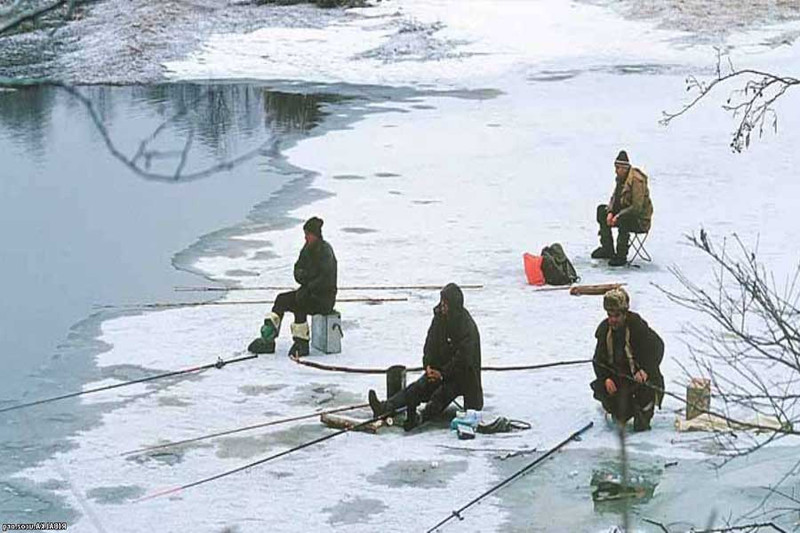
262;312;282;340
403;405;420;432
368;389;387;418
247;338;275;354
609;233;629;267
288;322;310;357
591;228;615;259
633;402;653;432
248;312;281;354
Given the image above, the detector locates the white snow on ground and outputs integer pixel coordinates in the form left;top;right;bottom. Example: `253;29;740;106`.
16;0;800;531
164;0;800;88
165;0;709;87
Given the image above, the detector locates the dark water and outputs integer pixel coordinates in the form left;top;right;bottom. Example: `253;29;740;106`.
0;83;339;402
0;82;344;522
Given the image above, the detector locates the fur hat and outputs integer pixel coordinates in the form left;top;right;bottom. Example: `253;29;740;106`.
603;287;630;313
303;217;323;238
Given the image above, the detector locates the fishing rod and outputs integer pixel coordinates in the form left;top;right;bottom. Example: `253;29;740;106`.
120;402;369;457
289;356;592;375
94;296;408;310
595;361;800;435
136;410;397;502
175;284;485;292
426;421;594;533
0;354;258;415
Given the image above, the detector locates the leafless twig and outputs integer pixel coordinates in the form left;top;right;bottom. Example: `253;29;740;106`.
0;78;278;182
661;49;798;152
0;0;94;36
653;228;800;526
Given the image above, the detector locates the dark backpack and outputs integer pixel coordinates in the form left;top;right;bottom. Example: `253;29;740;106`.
540;243;579;285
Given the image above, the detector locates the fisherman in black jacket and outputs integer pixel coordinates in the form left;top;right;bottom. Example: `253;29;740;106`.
590;287;664;431
248;217;337;357
368;283;483;431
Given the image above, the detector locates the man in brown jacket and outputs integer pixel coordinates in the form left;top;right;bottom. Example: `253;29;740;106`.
591;150;654;266
590;288;664;431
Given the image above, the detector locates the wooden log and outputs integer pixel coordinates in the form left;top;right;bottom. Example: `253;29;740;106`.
569;283;625;296
320;412;391;434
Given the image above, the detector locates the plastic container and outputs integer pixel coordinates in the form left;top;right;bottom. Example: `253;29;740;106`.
523;253;545;285
450;409;482;430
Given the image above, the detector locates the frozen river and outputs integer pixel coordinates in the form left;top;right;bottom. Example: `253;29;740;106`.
2;1;800;531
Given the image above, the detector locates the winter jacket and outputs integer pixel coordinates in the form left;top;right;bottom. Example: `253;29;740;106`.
608;167;654;232
591;311;664;406
422;284;484;410
293;239;337;312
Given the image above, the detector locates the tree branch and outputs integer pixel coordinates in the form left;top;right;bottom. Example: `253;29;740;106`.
661;49;799;152
0;78;278;182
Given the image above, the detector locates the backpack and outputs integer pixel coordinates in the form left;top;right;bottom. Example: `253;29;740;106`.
540;243;579;285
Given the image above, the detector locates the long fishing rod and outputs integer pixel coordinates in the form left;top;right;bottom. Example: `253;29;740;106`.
175;284;485;292
595;361;800;436
289;356;592;375
0;354;258;415
426;421;594;533
94;296;408;310
120;402;369;457
136;410;396;502
125;361;591;455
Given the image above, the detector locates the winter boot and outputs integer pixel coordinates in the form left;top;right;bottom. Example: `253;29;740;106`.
247;337;274;354
403;405;420;432
608;233;629;267
591;246;615;260
248;312;282;354
288;322;310;357
633;402;653;432
592;226;615;259
262;312;282;340
368;389;387;418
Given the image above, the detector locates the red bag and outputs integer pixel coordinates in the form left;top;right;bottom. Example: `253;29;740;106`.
523;253;545;285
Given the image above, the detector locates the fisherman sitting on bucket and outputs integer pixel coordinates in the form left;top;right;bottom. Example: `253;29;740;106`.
590;287;664;431
248;217;337;357
368;283;483;431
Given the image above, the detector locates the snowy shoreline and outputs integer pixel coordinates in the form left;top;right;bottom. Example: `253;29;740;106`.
2;0;800;84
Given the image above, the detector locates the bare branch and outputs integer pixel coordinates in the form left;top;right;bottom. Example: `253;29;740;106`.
692;523;788;533
642;517;671;532
0;0;95;36
661;50;798;152
0;78;278;182
649;229;800;526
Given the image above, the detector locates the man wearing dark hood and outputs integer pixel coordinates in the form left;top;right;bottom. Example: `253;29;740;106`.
590;287;664;431
367;283;483;430
248;217;337;357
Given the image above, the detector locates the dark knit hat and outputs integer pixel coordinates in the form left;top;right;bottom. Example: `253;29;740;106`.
614;150;630;166
303;217;323;238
